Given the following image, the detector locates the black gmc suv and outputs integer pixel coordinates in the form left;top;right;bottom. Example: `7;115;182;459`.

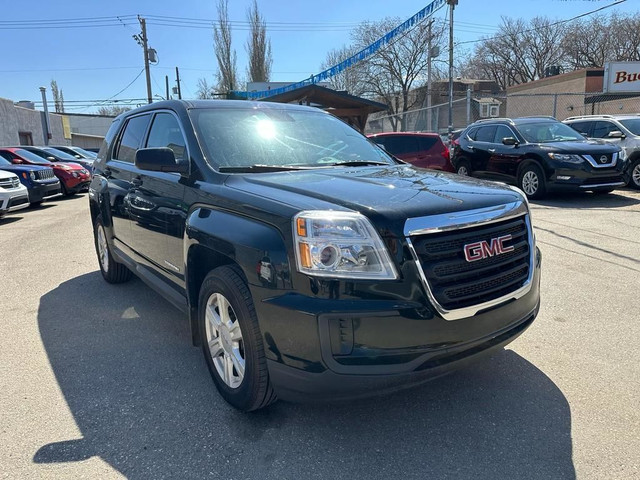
451;117;625;199
89;100;541;411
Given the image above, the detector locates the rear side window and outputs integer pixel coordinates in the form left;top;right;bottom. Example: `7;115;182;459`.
384;136;419;155
475;126;497;143
146;113;187;161
114;115;151;163
566;121;592;137
418;137;438;151
466;127;478;140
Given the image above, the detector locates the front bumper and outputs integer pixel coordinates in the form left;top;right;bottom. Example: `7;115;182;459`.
261;247;542;402
547;162;626;192
62;176;91;193
28;181;61;203
0;190;30;216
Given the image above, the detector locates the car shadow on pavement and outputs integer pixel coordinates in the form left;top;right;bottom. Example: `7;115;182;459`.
0;216;23;225
35;272;575;480
532;190;639;209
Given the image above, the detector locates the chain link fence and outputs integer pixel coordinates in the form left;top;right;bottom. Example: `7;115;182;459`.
366;91;640;134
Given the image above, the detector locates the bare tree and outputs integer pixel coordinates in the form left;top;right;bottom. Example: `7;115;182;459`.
196;77;216;99
350;18;445;131
320;46;367;96
50;79;65;113
464;16;567;89
245;0;272;83
97;106;131;116
213;0;238;93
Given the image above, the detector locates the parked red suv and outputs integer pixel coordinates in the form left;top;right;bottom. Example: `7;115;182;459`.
367;132;454;172
0;148;91;196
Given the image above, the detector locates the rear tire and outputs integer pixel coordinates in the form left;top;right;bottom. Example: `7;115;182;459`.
199;266;276;412
456;159;471;176
628;158;640;190
93;217;133;284
518;164;546;199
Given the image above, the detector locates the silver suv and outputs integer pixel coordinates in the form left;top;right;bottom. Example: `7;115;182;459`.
564;115;640;189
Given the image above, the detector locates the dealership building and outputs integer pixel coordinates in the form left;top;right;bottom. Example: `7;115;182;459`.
506;61;640;120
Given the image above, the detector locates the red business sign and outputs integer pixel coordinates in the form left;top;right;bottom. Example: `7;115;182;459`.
604;61;640;94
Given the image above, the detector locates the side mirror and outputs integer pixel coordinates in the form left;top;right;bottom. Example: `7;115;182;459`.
75;154;83;159
135;147;188;174
502;137;519;146
607;130;625;139
47;156;56;161
12;158;23;164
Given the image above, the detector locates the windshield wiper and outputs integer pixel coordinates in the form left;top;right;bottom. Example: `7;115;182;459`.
219;164;314;173
322;160;392;167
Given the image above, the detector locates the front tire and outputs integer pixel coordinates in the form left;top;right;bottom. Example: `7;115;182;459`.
518;164;546;199
199;266;276;412
628;158;640;190
456;159;471;176
93;217;133;283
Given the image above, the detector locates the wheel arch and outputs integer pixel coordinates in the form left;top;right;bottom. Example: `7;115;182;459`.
517;155;548;180
184;205;291;346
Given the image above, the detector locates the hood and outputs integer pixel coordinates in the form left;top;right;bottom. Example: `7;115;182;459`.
224;165;523;236
53;162;85;171
0;164;48;173
536;139;620;154
0;169;18;180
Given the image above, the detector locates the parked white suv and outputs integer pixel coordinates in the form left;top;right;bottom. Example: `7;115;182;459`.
564;115;640;189
0;170;29;218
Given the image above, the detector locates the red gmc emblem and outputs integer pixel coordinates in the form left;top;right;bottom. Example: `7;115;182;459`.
464;234;514;262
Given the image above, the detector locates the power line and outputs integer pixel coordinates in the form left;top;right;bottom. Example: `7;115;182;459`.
456;0;627;46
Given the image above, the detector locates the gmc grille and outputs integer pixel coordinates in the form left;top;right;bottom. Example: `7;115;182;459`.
410;216;531;311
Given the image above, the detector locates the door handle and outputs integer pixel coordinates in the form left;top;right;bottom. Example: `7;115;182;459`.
468;145;475;150
131;176;143;187
488;148;496;153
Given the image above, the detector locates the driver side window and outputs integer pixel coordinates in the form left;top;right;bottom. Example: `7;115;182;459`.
146;113;187;161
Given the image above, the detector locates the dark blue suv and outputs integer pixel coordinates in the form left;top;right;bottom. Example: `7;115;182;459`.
0;156;60;204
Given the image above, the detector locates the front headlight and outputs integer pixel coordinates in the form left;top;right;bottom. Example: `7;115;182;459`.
293;211;398;280
548;153;583;164
72;172;79;178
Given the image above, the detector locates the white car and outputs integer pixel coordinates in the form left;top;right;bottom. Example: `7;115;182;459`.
564;115;640;189
0;170;29;218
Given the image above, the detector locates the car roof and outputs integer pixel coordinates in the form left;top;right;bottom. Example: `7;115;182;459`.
115;99;323;120
564;114;640;121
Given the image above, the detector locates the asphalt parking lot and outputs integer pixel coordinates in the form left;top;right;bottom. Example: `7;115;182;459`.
1;190;639;480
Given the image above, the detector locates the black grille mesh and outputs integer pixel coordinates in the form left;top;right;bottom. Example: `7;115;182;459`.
412;216;531;310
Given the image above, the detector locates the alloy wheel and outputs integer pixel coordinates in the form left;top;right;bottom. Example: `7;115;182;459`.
632;163;640;188
97;225;109;273
522;171;539;196
205;292;245;389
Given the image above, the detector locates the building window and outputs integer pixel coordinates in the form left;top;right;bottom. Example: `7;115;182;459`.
480;103;500;118
18;132;33;145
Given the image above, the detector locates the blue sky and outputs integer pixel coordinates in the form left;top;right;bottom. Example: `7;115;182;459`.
0;0;630;112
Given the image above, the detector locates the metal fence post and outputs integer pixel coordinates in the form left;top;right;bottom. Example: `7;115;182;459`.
466;86;471;126
553;93;558;118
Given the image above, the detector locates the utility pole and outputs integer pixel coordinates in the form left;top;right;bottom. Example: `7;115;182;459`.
446;0;458;138
39;87;51;146
165;75;170;101
175;67;182;100
136;16;153;104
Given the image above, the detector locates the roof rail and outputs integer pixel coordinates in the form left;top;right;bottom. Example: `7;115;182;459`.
518;115;558;120
473;117;513;124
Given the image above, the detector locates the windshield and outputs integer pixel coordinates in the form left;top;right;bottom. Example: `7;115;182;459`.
619;119;640;136
190;107;395;170
74;147;97;158
44;147;78;160
517;121;586;143
14;149;52;164
0;157;11;166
